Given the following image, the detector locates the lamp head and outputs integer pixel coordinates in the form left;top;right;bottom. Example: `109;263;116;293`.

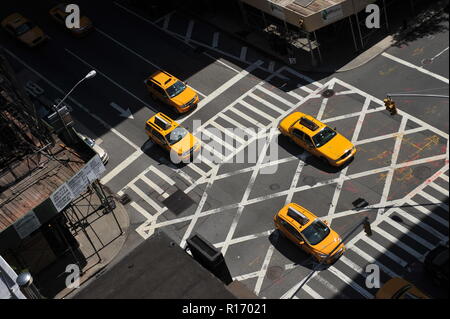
85;70;97;79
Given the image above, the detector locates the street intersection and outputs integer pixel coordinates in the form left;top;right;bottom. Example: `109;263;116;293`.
0;0;448;299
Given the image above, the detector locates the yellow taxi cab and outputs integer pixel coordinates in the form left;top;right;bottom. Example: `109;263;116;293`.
145;112;200;162
278;112;356;167
144;70;199;114
1;13;47;47
274;203;345;264
375;278;429;299
49;4;94;37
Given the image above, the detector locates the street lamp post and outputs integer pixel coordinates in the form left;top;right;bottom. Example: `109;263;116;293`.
53;70;96;143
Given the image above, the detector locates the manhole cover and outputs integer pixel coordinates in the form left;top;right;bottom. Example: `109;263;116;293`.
322;89;335;98
303;176;316;186
269;183;280;190
266;266;283;280
352;198;369;209
413;166;431;179
421;58;433;65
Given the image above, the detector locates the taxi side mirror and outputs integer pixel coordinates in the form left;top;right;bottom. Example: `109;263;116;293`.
333;127;337;131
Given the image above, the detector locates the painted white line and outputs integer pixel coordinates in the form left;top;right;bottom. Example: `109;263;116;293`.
233;271;259;281
382;52;449;84
220;130;279;256
286;90;306;101
64;48;155;110
377;116;409;215
130;201;155;220
298;85;314;94
285;155;308;204
154;11;175;24
214;230;272;248
96;28;162;70
129;184;164;212
362;236;408;267
248;93;286;114
395;208;447;241
350;246;399;278
240;100;274;122
335;90;355;95
209;121;246;145
185;20;195;41
257;86;296;107
199;152;219;168
180;167;219;248
254;245;274;295
200;129;235;153
280;269;317;299
140;175;167;197
184;60;264;121
417;191;449;212
228;107;265;128
219;112;256;131
439;173;449;183
429;181;449;196
4;48;142;156
339;255;365;277
187;162;208;177
431;46;449;61
301;285;323;299
102;150;142;184
373;226;423;259
212;32;219;48
201;142;224;162
240;46;248;61
282;66;319;87
355;127;427;146
383;216;435;250
149;166;175;186
163;13;171;29
327;266;373;299
316;97;329;121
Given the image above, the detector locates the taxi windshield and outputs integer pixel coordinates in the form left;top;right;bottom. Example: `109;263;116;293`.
166;127;188;145
301;220;330;245
166;81;186;98
312;127;337;148
15;22;34;35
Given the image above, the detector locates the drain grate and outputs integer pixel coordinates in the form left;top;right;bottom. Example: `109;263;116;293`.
322;89;335;98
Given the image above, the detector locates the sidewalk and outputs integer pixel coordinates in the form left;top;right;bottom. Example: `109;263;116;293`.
52;185;130;299
177;0;447;74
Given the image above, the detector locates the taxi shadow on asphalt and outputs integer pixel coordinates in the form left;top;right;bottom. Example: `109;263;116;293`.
269;230;317;270
277;134;352;174
140;139;195;169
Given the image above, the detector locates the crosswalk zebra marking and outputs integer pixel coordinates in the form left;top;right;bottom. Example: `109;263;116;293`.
373;226;423;260
408;199;448;226
248;93;287;114
383;216;435;250
140;175;169;199
429;181;449;196
350;245;400;278
128;184;164;212
362;236;408;267
417;191;449;212
209;121;247;145
239;100;275;121
257;85;296;107
395;208;447;241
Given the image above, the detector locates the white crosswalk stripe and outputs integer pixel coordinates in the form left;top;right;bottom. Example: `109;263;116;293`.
417;191;449;212
407;199;448;226
373;226;423;259
208;121;247;145
140;175;169;199
129;184;164;212
326;267;373;299
228;107;266;128
362;237;408;267
248;92;286;114
349;246;400;278
240;100;275;121
200;129;235;152
383;216;435;249
395;208;447;240
257;86;296;107
439;173;449;183
429;181;449;196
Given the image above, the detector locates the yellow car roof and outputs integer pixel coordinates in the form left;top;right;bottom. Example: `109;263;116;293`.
3;13;28;28
278;203;317;231
291;112;326;136
150;71;178;89
146;112;179;134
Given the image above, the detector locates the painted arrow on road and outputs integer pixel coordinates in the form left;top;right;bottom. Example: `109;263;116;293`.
110;102;134;119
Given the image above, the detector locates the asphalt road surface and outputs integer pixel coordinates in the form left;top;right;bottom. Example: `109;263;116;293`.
1;0;448;299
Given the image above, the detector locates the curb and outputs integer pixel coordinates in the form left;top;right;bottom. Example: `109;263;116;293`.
178;8;392;74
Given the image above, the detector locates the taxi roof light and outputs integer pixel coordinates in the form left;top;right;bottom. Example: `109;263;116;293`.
287;207;310;225
299;117;319;131
154;116;171;130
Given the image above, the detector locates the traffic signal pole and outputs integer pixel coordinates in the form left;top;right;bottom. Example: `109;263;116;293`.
384;93;449;115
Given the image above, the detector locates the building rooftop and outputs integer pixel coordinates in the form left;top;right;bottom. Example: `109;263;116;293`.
71;231;237;299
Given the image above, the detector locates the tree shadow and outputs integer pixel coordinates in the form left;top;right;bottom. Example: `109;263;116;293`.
392;6;449;47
